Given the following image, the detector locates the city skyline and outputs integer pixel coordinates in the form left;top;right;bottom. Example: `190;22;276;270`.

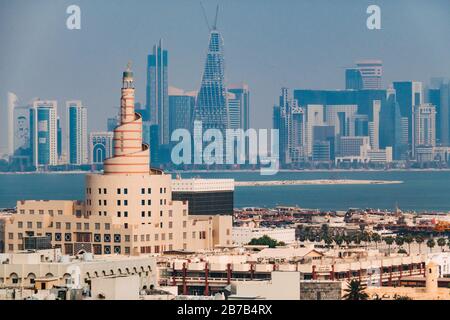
2;0;450;151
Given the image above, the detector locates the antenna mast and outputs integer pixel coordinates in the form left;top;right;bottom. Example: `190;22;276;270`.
213;5;219;30
200;2;211;31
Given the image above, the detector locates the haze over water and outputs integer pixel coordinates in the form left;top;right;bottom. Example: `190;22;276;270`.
1;171;449;212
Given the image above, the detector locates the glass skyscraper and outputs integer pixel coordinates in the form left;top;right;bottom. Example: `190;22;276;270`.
146;39;169;145
30;100;58;168
194;27;229;132
67;101;88;165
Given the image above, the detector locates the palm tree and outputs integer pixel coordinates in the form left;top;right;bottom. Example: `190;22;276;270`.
437;238;447;252
384;236;394;255
403;234;414;255
426;238;436;253
371;233;381;249
415;235;424;254
395;236;404;250
342;280;369;300
334;235;344;248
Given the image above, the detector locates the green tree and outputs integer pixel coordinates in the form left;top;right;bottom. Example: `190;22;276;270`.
395;236;404;249
334;235;344;247
248;235;280;248
437;238;447;252
371;233;381;249
384;236;394;255
415;235;424;254
342;280;369;300
403;234;414;255
426;238;436;253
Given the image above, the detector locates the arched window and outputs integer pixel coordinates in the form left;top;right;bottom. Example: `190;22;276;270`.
9;273;19;285
26;273;36;285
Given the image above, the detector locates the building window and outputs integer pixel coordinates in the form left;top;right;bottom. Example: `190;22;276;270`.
48;210;54;216
55;233;62;241
147;200;151;205
141;188;145;194
161;234;165;241
114;234;121;243
147;188;151;194
76;223;82;230
117;211;121;217
103;188;107;194
37;222;42;229
169;233;173;240
169;222;173;229
160;188;163;194
124;188;128;194
18;221;23;228
117;200;121;206
148;211;151;217
104;234;111;242
183;209;187;216
27;222;32;228
183;232;187;240
66;223;71;230
8;244;14;251
124;200;128;206
19;209;25;214
18;233;23;240
124;223;128;229
29;210;34;215
55;222;61;229
169;210;173;217
192;232;196;239
58;210;63;215
141;211;145;217
160;199;163;205
84;223;89;230
65;233;72;241
98;188;102;194
160;211;163;217
38;210;44;215
105;223;110;230
117;188;121;194
125;247;130;254
134;235;138;242
125;235;130;242
8;233;13;240
183;221;187;228
154;234;159;241
103;200;107;206
141;200;145;206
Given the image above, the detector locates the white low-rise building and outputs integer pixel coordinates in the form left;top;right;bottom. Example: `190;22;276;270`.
232;227;296;245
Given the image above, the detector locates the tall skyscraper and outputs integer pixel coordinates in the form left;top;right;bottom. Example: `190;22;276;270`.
7;93;31;159
274;88;306;164
7;92;19;156
412;103;436;157
305;105;325;157
228;83;250;131
393;81;423;149
355;60;383;90
146;39;169;145
428;78;450;146
30;100;58;168
67;101;88;165
169;90;195;135
89;132;113;164
57;116;62;161
194;19;229;133
368;100;381;150
345;68;363;90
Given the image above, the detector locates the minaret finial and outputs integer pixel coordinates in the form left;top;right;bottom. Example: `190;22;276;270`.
126;60;132;72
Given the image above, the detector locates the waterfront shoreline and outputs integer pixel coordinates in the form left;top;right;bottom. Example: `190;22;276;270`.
235;179;403;187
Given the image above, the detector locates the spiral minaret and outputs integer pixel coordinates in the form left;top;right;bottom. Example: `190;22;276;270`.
103;64;150;174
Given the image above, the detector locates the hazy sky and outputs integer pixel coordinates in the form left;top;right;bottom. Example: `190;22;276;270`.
1;0;450;150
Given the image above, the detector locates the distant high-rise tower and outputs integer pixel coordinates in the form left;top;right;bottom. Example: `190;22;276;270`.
67;101;88;165
30;100;58;168
345;68;363;90
413;103;436;157
228;83;250;131
194;6;229;133
146;39;169;145
356;60;383;90
7;92;19;156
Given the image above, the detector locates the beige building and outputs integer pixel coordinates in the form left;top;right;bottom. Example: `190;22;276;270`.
3;65;232;256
